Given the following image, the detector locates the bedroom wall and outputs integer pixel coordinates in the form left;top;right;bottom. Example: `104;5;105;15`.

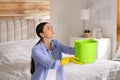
50;0;117;59
89;0;117;58
50;0;71;45
50;0;88;45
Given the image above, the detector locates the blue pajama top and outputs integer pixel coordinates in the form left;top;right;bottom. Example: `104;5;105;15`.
31;39;74;80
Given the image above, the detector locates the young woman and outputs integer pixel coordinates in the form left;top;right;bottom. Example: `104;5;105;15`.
31;22;75;80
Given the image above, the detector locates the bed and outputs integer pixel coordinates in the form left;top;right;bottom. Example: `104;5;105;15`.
0;19;120;80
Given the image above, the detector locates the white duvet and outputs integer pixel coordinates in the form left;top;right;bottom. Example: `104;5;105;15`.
0;39;120;80
64;60;120;80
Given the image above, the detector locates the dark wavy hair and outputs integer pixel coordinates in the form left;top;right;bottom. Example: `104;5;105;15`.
30;22;48;75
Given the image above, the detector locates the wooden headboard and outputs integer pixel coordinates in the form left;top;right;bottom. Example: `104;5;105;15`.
0;19;41;42
0;1;50;43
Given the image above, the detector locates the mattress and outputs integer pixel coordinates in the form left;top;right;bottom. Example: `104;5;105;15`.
0;39;120;80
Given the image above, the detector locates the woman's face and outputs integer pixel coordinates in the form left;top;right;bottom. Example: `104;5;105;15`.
41;23;54;39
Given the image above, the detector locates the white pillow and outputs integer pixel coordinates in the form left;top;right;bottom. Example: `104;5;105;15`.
0;39;38;64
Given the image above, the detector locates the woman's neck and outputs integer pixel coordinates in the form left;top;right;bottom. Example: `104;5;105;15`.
43;38;52;51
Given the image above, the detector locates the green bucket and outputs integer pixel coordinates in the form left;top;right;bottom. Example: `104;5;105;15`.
74;39;98;63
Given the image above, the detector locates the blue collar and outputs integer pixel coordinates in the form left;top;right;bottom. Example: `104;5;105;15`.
39;39;56;51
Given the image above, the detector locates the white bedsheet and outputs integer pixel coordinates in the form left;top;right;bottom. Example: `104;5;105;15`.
0;39;120;80
64;60;120;80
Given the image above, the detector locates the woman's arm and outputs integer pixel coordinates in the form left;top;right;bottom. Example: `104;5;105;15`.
53;39;74;55
61;44;74;55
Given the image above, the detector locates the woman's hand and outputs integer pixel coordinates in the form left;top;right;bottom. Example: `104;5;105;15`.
69;57;84;64
61;57;84;66
61;57;71;66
